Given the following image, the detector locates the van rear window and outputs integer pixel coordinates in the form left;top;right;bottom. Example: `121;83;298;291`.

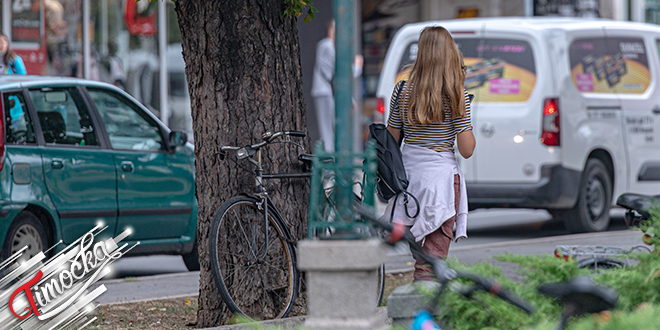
395;38;536;102
569;37;650;94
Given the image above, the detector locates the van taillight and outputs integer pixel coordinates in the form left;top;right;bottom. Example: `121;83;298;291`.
540;98;560;146
376;97;385;114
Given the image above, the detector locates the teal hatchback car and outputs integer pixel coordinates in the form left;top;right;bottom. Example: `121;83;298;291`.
0;76;198;270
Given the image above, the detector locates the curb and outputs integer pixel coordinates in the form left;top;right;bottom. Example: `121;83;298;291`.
450;229;637;252
198;307;390;330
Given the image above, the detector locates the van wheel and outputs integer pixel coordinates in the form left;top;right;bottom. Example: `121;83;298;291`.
563;159;612;233
1;211;49;262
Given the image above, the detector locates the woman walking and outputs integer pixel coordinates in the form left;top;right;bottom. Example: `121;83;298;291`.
386;26;476;282
0;33;27;75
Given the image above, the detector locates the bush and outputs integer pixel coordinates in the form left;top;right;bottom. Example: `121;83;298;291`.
429;207;660;329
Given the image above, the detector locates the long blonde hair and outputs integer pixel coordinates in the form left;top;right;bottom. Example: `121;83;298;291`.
404;26;466;125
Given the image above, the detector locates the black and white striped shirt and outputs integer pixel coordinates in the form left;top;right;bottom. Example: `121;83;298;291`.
387;80;473;153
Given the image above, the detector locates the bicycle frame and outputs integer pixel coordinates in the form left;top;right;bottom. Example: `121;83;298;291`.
237;145;311;259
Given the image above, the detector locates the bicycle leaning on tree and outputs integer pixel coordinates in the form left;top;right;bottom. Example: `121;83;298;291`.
209;130;385;321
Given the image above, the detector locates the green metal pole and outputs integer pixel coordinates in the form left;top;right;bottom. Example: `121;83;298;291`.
334;0;355;230
334;0;353;153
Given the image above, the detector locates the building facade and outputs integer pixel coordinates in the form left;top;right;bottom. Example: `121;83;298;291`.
1;0;190;138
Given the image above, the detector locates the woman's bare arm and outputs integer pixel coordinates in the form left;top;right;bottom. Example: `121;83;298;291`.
456;129;475;158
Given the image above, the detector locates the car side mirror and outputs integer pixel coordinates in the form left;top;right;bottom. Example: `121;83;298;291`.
169;131;188;147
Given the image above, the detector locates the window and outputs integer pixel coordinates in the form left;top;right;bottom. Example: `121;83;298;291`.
29;88;99;146
87;88;163;151
569;37;650;94
2;92;36;144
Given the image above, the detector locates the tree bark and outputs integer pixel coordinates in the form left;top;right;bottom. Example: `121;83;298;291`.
174;1;309;326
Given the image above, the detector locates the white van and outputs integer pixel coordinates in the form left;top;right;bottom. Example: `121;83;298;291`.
377;18;660;232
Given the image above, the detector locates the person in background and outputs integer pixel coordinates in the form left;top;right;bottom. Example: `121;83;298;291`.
45;0;69;76
0;33;27;75
385;26;476;282
311;19;363;152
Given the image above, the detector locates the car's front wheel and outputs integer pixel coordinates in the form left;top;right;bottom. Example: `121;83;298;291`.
182;238;199;271
2;211;49;262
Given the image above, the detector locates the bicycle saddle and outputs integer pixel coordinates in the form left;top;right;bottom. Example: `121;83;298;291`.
298;154;335;164
616;193;660;219
538;276;618;316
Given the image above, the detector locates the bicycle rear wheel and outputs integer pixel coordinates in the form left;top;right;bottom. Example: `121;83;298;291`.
209;196;298;320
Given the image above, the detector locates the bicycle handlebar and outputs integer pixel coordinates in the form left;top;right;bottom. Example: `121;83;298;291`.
285;130;306;138
355;205;534;315
218;130;306;160
459;272;534;314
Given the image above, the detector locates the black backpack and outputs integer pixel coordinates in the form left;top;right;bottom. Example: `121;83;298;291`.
368;123;407;200
368;83;419;220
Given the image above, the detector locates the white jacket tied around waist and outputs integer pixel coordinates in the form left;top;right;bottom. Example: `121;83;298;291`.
383;144;468;244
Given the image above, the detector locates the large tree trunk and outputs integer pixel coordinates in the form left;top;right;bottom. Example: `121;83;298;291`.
174;1;309;326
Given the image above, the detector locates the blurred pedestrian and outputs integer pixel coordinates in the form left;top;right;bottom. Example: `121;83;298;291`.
311;19;363;152
385;26;475;282
45;0;69;76
0;33;27;75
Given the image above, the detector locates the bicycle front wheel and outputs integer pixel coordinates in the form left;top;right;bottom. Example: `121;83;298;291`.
377;264;385;306
209;196;298;320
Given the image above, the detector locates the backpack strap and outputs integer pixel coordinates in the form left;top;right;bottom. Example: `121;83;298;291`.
388;190;420;223
393;81;405;110
402;191;420;218
392;81;406;147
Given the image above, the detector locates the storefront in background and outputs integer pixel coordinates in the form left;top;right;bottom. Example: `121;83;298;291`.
1;0;192;140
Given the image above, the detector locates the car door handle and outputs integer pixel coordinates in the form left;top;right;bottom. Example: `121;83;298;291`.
653;106;660;114
51;158;63;169
121;161;134;173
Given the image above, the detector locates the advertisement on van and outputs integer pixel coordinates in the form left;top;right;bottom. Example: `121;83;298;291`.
395;38;537;102
569;37;650;94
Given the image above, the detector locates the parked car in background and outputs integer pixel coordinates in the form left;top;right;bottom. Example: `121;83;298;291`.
0;76;199;270
378;18;660;233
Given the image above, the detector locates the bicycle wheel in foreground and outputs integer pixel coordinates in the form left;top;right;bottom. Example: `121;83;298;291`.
209;196;298;320
377;264;385;306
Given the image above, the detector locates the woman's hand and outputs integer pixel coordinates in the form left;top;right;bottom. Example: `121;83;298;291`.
456;129;475;158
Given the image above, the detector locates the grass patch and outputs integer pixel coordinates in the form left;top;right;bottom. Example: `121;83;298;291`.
89;297;198;329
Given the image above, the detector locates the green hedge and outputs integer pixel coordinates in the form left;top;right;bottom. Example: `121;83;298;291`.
434;207;660;329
